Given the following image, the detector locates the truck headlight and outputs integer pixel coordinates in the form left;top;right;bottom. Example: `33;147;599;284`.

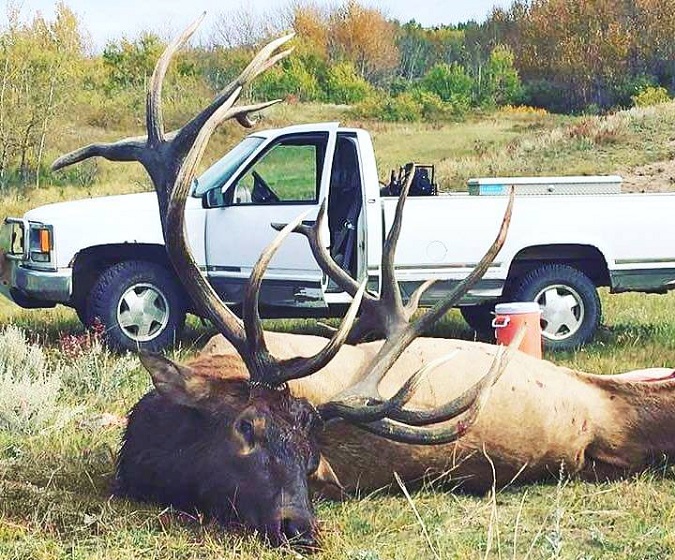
28;224;54;263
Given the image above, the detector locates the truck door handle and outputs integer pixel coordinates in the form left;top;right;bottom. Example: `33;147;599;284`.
271;220;316;231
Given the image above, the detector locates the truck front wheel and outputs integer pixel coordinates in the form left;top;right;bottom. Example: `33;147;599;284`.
510;264;600;351
85;261;186;352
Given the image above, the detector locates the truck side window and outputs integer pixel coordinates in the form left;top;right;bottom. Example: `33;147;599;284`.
229;133;327;205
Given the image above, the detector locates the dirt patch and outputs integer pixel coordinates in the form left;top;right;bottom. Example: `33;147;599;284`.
621;157;675;192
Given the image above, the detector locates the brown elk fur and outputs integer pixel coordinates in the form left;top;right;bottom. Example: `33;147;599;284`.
195;331;675;494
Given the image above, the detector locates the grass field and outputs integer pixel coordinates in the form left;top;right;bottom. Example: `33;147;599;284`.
2;101;675;559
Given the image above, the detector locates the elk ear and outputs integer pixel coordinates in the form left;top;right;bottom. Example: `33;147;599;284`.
139;351;214;407
311;454;343;491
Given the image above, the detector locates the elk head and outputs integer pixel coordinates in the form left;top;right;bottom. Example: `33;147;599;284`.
116;352;334;546
53;15;515;548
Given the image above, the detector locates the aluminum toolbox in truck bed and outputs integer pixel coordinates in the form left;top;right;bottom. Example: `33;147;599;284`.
467;175;623;196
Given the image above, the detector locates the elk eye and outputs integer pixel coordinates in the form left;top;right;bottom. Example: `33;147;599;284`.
237;419;255;446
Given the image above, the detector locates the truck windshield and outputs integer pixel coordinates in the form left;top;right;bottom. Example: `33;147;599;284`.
192;136;265;197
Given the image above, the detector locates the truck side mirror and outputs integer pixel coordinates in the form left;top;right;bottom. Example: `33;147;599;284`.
202;186;234;209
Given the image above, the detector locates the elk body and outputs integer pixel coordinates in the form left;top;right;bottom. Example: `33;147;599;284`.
52;17;675;549
197;331;675;493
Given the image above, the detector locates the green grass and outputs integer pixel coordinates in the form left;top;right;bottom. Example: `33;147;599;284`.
2;290;675;559
2;102;675;558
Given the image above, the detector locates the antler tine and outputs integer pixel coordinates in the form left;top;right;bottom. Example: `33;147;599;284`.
387;325;525;426
274;200;371;298
380;164;416;311
351;326;525;445
318;350;460;422
343;187;515;400
51;136;146;172
173;32;294;165
165;86;249;353
243;211;367;385
243;209;313;365
147;12;206;147
237;33;295;86
413;187;515;335
403;278;436;320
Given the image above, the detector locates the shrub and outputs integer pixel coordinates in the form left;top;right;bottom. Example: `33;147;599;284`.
411;90;450;121
632;86;671;107
421;62;473;107
352;92;423;122
58;324;137;400
0;326;72;435
82;87;144;130
325;62;374;104
483;45;523;107
253;58;320;102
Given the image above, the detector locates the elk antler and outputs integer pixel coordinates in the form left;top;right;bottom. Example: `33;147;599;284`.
309;171;516;444
51;17;362;387
54;14;517;445
283;164;436;342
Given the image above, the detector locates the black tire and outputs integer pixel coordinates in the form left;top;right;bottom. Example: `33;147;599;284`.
85;260;186;352
509;263;600;351
460;302;496;339
74;301;88;325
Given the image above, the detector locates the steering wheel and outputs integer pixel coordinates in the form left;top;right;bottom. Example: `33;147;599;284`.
251;170;280;204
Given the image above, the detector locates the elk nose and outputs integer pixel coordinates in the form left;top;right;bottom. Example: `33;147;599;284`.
281;515;317;549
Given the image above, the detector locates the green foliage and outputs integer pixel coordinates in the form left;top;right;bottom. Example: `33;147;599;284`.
421;62;473;112
0;3;86;189
411;90;449;120
352;92;423;122
325;62;373;104
80;87;144;130
102;33;165;90
482;45;523;106
253;57;320;102
632;85;671;107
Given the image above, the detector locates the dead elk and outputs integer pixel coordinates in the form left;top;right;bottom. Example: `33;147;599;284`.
53;17;516;548
53;12;675;549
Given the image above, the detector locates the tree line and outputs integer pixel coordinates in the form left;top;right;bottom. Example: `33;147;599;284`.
1;0;673;188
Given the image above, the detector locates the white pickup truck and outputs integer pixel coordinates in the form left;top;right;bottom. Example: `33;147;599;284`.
2;122;675;352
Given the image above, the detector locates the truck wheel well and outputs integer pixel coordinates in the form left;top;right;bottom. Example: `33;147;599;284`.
505;244;610;292
71;244;182;314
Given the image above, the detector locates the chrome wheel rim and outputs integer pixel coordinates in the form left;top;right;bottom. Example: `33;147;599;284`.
534;284;584;341
116;283;169;342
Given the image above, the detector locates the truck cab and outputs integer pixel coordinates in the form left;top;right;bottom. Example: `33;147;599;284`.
193;122;377;311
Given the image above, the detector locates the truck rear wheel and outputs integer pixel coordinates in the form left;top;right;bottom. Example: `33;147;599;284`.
510;263;600;351
85;260;186;352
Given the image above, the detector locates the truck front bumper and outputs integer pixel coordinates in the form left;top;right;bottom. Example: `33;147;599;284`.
1;257;72;308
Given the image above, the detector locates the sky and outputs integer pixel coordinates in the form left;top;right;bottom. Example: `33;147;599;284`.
5;0;514;50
